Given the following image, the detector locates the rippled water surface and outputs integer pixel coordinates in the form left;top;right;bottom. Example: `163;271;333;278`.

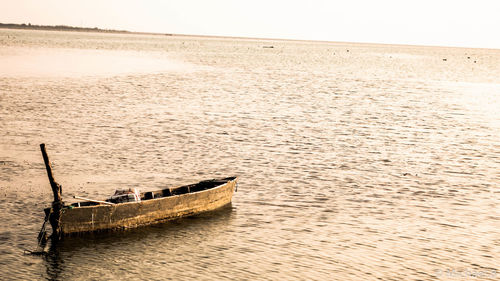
1;29;499;280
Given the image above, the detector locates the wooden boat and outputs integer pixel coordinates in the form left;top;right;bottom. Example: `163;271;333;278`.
39;144;237;237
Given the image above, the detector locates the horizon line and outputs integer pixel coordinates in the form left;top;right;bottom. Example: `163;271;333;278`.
1;22;498;51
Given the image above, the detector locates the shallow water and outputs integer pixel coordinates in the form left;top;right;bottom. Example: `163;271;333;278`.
0;29;499;280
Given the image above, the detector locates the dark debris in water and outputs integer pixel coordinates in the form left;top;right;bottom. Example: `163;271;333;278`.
23;249;48;256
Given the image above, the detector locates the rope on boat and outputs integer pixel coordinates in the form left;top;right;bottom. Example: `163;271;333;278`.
37;211;50;246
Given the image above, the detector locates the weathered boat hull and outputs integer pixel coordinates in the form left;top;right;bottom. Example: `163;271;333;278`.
46;177;237;235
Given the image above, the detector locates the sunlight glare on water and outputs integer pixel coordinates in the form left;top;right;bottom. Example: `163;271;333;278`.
0;46;194;77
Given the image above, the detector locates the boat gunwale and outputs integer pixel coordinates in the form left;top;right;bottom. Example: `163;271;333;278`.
60;177;237;210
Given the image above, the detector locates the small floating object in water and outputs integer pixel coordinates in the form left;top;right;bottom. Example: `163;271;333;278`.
442;58;447;61
263;46;274;48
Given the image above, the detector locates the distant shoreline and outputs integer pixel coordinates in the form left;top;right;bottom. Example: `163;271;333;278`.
0;22;373;44
0;22;307;42
0;23;173;36
1;22;496;50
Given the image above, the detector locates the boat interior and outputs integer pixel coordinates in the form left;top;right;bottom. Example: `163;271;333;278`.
68;177;236;208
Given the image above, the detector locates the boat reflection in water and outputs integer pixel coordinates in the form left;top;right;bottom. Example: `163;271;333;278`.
43;204;235;280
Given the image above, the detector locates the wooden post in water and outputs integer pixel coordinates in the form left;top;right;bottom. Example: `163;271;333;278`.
40;143;63;239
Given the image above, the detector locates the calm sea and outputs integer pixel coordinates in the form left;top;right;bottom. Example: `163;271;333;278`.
0;29;499;280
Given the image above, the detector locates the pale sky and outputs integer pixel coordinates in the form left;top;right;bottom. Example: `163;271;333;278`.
1;0;500;49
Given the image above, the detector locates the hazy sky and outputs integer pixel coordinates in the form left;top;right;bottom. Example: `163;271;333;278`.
2;0;500;48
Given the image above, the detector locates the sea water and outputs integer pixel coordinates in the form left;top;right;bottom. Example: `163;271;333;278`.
0;29;499;280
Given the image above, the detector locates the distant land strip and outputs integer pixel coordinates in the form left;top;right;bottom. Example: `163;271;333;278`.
0;23;174;36
3;22;470;49
0;22;332;43
0;22;338;45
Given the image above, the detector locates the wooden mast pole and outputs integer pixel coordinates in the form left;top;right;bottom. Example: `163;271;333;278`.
40;143;63;239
